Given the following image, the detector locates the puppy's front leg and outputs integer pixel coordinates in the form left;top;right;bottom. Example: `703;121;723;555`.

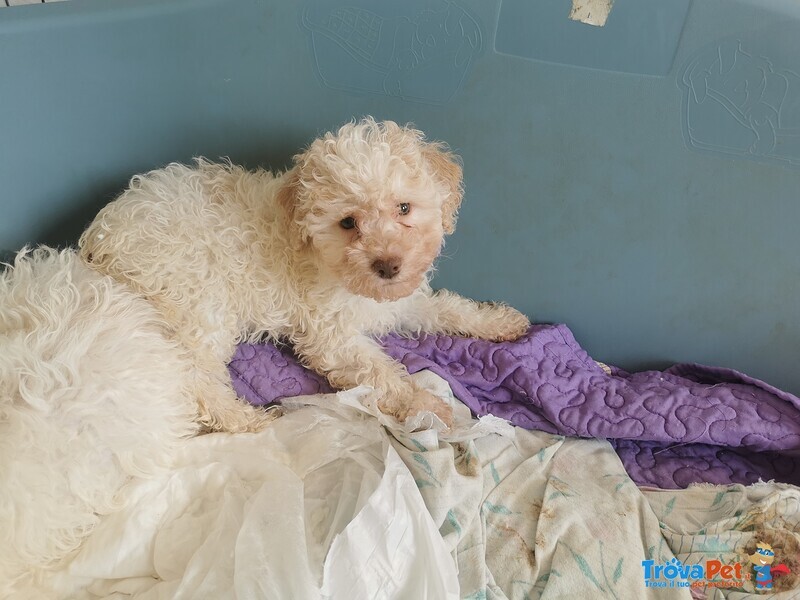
193;348;281;433
403;289;531;342
293;332;453;426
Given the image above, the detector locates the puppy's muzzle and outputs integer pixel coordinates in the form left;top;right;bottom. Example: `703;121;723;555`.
371;257;402;280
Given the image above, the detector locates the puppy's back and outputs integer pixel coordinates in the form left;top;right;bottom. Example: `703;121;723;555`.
79;160;292;343
80;161;250;290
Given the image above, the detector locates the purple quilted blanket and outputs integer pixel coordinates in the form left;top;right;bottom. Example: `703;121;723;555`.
229;324;800;489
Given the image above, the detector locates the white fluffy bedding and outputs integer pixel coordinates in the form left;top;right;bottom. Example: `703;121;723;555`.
0;249;197;598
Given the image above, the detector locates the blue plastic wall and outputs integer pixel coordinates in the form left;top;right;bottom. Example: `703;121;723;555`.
2;0;799;392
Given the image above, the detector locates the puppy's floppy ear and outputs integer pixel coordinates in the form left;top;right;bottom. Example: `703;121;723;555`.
422;142;464;235
276;169;308;246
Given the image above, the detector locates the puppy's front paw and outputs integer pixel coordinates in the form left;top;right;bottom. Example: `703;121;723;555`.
378;386;453;428
476;302;531;342
409;388;453;427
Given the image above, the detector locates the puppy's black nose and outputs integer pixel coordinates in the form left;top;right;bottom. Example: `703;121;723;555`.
372;257;402;279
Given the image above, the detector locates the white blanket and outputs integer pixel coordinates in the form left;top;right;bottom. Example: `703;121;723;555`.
50;372;800;599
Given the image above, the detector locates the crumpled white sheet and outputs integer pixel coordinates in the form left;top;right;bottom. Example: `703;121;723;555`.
56;372;473;600
40;370;800;599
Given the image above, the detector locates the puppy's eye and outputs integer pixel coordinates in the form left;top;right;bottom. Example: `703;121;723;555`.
398;203;411;215
340;216;356;230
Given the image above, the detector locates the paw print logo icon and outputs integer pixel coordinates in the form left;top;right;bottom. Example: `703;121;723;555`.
301;0;483;104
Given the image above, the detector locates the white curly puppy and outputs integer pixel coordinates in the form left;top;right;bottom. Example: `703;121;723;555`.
79;118;530;432
0;248;197;597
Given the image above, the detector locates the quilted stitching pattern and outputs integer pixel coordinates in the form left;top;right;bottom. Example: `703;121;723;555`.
228;324;800;489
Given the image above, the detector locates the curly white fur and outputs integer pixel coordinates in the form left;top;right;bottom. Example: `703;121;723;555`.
0;248;197;598
79;117;530;431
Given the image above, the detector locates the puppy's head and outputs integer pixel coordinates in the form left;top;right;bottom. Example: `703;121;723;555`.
278;117;463;301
